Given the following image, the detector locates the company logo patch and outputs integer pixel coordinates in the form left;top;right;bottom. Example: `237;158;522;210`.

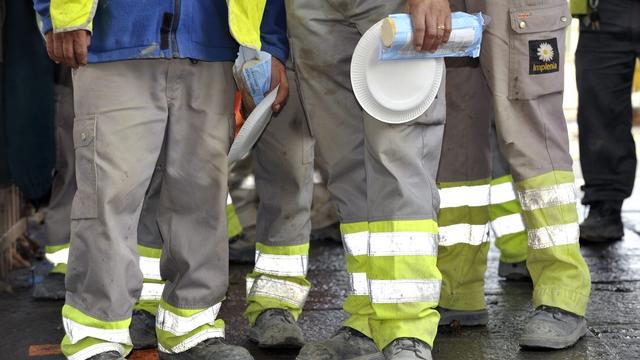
529;38;559;75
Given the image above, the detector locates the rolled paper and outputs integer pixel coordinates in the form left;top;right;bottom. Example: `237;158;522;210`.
380;12;486;60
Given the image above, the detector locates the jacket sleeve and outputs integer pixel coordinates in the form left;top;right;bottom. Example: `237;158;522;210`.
33;0;52;34
260;0;288;64
50;0;98;33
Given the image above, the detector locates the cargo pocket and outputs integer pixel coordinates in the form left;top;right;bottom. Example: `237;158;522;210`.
71;115;98;220
508;2;571;100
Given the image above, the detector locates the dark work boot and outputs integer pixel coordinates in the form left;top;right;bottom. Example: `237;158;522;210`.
382;338;432;360
296;327;384;360
130;309;157;349
158;338;253;360
87;351;125;360
519;306;587;349
229;233;255;263
498;261;531;281
579;201;624;244
249;309;305;348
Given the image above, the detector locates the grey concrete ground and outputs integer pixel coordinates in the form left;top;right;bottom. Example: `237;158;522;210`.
1;122;640;359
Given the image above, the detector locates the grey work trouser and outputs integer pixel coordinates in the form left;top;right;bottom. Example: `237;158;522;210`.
66;59;234;321
287;0;446;349
437;0;590;316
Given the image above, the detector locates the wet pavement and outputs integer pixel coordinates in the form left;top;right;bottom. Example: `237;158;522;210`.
2;121;640;359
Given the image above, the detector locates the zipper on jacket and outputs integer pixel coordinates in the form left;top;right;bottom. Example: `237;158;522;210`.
160;13;173;50
171;0;181;57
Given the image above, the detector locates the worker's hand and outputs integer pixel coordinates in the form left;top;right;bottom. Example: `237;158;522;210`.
405;0;451;52
269;57;289;113
47;30;91;69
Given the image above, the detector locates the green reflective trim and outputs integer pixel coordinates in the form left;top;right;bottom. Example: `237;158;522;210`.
495;231;528;263
61;336;132;359
342;298;373;339
490;174;514;186
255;242;309;256
439;206;490;227
45;243;70;254
245;273;311;325
340;222;369;234
226;203;243;239
369;303;440;349
159;299;215;317
345;254;368;273
489;199;522;220
437;178;491;189
134;300;159;316
137;245;162;259
156;319;225;351
50;263;67;274
368;219;438;234
522;203;578;229
367;256;440;281
528;243;591;316
516;171;575;191
143;278;164;284
437;243;488;311
62;304;131;329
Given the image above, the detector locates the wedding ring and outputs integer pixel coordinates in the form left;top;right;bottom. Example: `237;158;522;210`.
437;25;446;30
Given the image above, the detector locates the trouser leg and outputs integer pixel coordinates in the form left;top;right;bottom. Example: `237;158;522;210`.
245;64;315;324
62;60;169;359
576;28;638;204
155;60;234;354
489;123;528;264
45;67;75;274
288;0;443;349
479;0;591;316
437;57;492;311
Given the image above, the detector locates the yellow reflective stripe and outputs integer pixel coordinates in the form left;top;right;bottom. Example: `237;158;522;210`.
439;184;491;208
246;275;309;307
227;0;265;50
254;252;308;277
516;171;575;190
348;272;369;296
438;223;489;246
491;213;526;238
369;279;441;304
156;302;221;337
368;219;438;233
528;223;579;249
490;181;518;205
255;242;309;255
51;0;98;32
368;232;438;257
518;183;577;211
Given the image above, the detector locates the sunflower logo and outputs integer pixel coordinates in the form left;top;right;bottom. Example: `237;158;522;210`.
537;42;554;62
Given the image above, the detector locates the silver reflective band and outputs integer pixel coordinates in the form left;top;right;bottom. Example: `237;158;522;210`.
45;247;69;265
490;181;517;204
528;223;579;249
254;252;308;277
369;279;441;304
63;317;132;346
438;223;489;246
158;327;225;354
226;194;233;205
139;256;162;281
156;303;221;337
369;232;438;256
67;343;126;360
348;272;369;296
518;183;577;211
491;213;526;238
439;184;490;208
343;231;369;256
247;275;309;307
139;282;164;301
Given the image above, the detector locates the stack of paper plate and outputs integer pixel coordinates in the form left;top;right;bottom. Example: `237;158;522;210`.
228;86;278;164
351;20;444;124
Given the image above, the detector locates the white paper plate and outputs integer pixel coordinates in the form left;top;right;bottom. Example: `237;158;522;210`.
351;20;444;124
228;86;278;164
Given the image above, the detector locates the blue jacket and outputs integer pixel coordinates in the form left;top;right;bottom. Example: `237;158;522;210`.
33;0;288;64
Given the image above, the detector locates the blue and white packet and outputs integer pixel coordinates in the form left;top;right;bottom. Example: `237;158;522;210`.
233;46;272;108
380;12;486;60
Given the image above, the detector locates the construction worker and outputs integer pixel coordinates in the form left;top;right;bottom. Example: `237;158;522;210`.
436;0;591;350
35;0;289;359
244;62;314;349
287;0;451;359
